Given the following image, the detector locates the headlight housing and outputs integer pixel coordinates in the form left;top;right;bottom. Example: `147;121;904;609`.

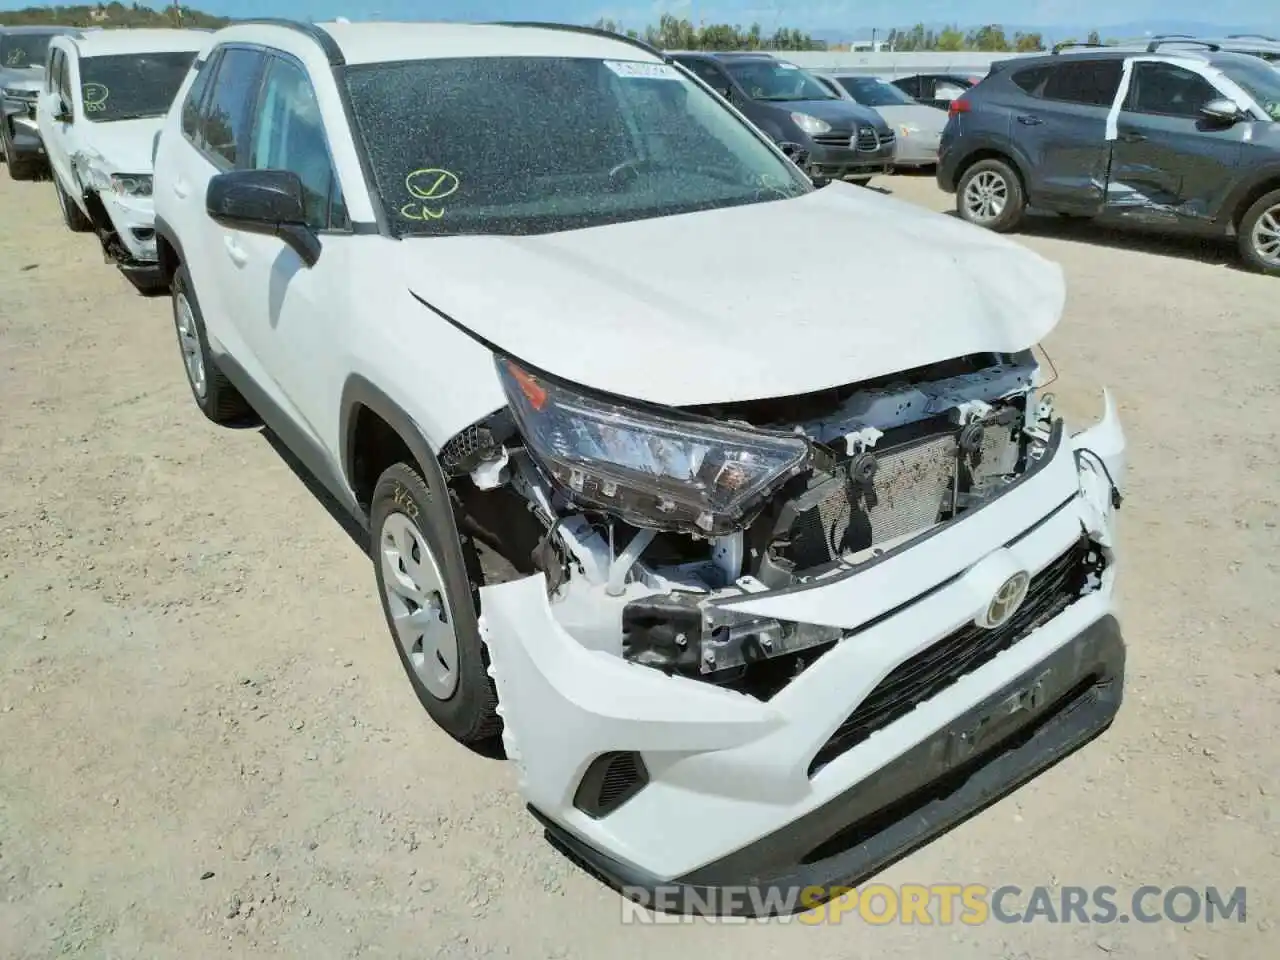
108;173;152;197
497;358;810;536
790;112;831;135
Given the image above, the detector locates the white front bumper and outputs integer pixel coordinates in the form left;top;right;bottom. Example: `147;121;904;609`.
479;396;1126;883
100;190;157;262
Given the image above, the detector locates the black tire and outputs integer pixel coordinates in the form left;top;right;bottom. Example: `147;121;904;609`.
3;123;39;181
1237;188;1280;277
956;157;1026;232
370;462;501;745
171;263;254;424
55;177;93;232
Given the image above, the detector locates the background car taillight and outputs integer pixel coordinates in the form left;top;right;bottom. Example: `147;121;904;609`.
948;97;972;118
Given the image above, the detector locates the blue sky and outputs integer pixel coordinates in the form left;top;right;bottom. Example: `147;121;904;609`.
1;0;1271;32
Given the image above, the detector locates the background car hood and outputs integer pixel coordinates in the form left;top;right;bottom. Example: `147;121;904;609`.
81;118;163;173
402;181;1065;408
0;74;42;93
779;97;886;130
873;104;948;134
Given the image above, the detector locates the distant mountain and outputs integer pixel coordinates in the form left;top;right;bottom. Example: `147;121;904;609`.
812;20;1279;45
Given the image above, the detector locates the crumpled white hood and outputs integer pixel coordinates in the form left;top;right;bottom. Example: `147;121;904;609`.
403;180;1065;407
76;117;163;175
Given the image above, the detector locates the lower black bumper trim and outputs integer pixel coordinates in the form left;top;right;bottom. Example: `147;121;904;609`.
532;612;1125;917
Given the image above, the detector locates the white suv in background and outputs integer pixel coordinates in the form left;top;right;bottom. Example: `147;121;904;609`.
152;19;1129;915
39;28;208;293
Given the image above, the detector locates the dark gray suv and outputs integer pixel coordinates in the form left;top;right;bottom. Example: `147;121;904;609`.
671;52;896;184
937;41;1280;275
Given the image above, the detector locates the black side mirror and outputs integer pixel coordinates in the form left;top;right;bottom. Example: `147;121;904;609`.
54;98;72;123
1200;97;1244;124
714;84;733;100
206;169;320;267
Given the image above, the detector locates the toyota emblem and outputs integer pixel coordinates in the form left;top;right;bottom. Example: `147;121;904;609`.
979;571;1030;629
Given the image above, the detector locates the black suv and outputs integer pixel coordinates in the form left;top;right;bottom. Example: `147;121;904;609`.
670;51;896;183
937;41;1280;275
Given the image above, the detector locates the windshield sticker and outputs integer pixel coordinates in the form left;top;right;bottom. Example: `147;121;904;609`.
400;168;459;221
603;60;680;80
5;49;26;66
82;83;109;113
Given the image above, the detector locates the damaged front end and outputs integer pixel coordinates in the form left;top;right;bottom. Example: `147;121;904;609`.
454;349;1125;894
462;350;1052;680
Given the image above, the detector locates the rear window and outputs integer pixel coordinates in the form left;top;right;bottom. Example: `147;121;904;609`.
1011;65;1051;94
1041;59;1124;107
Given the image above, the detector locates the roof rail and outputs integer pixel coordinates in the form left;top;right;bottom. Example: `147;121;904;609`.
235;17;345;66
491;20;667;60
1146;38;1220;53
1152;33;1197;39
1050;40;1106;54
1227;33;1278;42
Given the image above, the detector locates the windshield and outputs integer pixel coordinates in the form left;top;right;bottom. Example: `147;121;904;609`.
835;75;917;106
723;59;838;101
0;32;56;70
1218;57;1280;119
344;56;812;238
79;51;197;122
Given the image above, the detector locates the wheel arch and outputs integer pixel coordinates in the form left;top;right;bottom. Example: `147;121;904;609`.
154;215;184;286
952;141;1032;198
1224;167;1280;235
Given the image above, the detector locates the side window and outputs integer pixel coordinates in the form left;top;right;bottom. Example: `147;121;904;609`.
686;60;731;93
181;50;219;142
200;47;267;168
1125;62;1223;118
57;51;72;104
46;49;60;92
895;76;921;98
1012;65;1050;95
1041;59;1124;107
248;56;348;231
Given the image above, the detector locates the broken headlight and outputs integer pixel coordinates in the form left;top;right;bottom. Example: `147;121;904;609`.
497;357;810;536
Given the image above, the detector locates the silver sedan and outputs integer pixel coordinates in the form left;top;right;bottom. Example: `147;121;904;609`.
813;72;949;169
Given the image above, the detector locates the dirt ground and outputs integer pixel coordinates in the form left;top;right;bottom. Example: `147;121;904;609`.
0;168;1276;960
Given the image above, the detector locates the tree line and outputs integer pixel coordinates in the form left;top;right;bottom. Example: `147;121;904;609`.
0;3;229;28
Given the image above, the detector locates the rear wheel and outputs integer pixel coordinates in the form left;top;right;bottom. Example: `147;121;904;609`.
1238;189;1280;276
956;158;1026;232
55;177;92;232
171;263;254;424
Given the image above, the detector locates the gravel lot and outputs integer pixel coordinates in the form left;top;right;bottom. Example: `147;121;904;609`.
0;169;1276;959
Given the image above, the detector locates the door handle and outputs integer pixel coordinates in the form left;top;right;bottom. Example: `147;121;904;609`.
1016;114;1043;125
172;178;190;199
222;235;248;267
1118;129;1147;143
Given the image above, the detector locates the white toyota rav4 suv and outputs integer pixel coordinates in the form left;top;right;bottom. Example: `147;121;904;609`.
152;19;1129;914
39;27;208;292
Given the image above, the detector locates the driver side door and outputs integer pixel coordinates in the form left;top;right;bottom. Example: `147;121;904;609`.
39;47;76;193
1105;59;1246;229
222;52;354;467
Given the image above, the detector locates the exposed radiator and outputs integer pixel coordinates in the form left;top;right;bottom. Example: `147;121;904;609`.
778;412;1024;571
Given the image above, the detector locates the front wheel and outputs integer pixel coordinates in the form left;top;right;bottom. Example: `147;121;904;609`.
370;462;500;745
956;158;1026;232
1238;188;1280;276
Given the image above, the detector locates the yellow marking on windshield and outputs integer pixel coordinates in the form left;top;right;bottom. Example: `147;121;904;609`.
82;83;109;113
400;168;459;221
